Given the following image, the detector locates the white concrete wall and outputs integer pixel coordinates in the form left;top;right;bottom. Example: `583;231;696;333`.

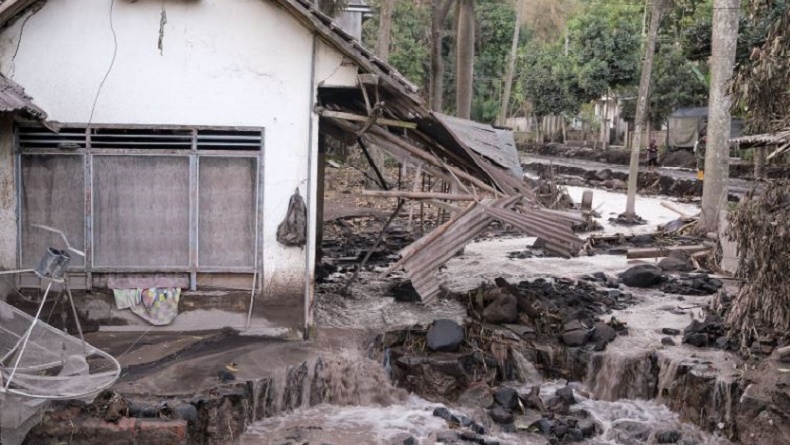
0;0;358;307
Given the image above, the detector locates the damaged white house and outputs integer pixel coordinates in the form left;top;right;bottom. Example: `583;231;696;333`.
0;0;579;337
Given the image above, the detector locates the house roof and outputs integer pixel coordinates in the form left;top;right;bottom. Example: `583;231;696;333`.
0;73;48;121
0;0;40;28
669;107;709;119
431;113;523;178
270;0;422;104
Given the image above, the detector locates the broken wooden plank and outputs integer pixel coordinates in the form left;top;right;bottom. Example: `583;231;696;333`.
369;126;500;195
626;245;711;259
361;190;475;201
660;201;693;218
318;109;417;129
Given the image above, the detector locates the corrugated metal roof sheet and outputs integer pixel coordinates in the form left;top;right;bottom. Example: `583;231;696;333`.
0;73;47;120
382;196;582;304
433;113;522;178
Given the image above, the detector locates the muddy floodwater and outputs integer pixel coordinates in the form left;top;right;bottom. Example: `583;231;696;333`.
245;190;737;445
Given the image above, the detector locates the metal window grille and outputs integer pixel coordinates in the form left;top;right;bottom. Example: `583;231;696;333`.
17;125;264;290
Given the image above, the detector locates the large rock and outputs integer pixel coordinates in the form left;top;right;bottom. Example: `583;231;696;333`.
562;319;591;347
655;430;682;443
458;383;494;409
489;406;514;424
596;168;613;181
493;386;519;410
591;322;617;345
577;418;596;437
426;319;464;352
683;332;708;347
658;250;693;272
482;293;519;324
620;264;663;288
555;386;577;405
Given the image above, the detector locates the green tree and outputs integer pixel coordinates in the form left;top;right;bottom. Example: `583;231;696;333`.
522;44;583;119
567;4;642;101
619;44;709;128
363;1;431;88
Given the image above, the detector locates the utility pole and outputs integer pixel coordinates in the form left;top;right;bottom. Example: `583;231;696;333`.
698;0;740;233
625;0;664;219
498;0;524;126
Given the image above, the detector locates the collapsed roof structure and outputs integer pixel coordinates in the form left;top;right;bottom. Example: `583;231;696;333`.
276;0;583;303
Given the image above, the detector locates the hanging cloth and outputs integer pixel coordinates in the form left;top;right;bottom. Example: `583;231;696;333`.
277;188;307;247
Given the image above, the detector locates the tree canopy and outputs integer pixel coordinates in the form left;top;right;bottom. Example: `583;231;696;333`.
359;0;715;128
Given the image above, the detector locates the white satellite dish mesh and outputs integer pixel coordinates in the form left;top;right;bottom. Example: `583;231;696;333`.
0;299;121;444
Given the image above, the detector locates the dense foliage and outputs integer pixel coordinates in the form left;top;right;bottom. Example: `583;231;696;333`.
360;0;717;126
731;0;790;133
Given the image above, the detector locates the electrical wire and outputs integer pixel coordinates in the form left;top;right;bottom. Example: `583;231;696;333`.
8;10;36;79
88;0;118;126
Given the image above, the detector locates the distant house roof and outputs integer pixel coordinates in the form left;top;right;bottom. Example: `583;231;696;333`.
670;107;709;119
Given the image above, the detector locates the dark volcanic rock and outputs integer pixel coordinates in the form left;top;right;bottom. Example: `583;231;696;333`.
683;332;708;348
562;320;591;347
596;168;613;181
426;319;464;352
660;274;724;296
681;316;725;348
458;383;494;409
174;403;198;423
568;427;584;441
482;293;519;324
556;386;577;405
662;328;681;336
620;264;663;288
591;322;617;346
661;337;676;346
656;429;682;443
433;406;458;423
554;421;570;437
531;418;555;435
469;422;486;435
494;386;520;410
578;418;596;437
489;406;514;424
389;280;422;302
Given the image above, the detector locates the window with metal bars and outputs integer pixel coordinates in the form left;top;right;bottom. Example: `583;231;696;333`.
18;126;263;151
